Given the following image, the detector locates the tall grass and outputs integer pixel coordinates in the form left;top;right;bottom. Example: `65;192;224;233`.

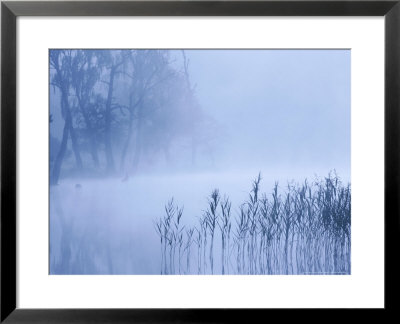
154;198;184;274
155;172;351;275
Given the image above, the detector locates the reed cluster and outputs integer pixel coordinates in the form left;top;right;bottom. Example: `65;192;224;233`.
154;172;351;275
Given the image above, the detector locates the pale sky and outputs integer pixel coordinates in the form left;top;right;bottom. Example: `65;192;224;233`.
183;49;350;177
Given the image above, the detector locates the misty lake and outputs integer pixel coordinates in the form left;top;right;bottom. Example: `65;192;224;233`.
50;169;349;275
50;171;278;274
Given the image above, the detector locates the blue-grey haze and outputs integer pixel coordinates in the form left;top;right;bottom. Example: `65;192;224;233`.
186;50;350;174
49;49;351;275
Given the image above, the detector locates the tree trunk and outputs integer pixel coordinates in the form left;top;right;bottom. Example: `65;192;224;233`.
89;136;99;167
51;113;71;185
120;111;134;172
77;96;99;167
61;79;82;170
69;118;83;170
51;82;81;183
105;67;116;174
130;104;144;174
191;136;197;167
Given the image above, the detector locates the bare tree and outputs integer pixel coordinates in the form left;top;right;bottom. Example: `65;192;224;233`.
70;50;101;167
50;50;82;185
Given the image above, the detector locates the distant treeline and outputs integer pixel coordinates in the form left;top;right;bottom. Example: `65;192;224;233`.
50;49;217;184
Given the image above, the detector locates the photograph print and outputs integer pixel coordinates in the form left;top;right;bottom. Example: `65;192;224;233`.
49;49;351;275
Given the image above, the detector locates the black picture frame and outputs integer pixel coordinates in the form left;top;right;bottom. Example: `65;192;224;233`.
1;0;399;322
